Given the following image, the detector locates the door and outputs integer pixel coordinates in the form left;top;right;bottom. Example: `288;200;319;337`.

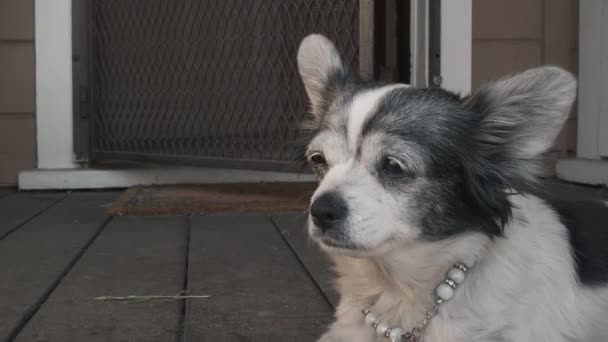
73;0;370;171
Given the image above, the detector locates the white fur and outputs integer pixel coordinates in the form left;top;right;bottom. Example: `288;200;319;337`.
309;131;350;169
297;34;344;115
317;195;608;342
346;85;408;148
309;86;420;253
310;159;421;252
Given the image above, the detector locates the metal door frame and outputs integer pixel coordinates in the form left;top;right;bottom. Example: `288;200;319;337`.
410;0;442;88
72;0;92;164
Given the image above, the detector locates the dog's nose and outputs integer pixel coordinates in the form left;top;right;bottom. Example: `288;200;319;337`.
310;192;348;232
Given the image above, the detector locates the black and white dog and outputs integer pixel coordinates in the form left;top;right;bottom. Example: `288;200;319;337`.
297;34;608;342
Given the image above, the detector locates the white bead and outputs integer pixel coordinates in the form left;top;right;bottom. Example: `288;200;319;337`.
389;328;406;341
455;263;468;272
448;268;466;284
364;313;377;325
375;321;389;336
436;283;455;301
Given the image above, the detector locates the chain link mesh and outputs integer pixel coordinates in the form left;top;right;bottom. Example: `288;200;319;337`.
89;0;359;167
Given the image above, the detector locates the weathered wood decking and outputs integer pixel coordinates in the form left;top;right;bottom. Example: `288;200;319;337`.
0;181;606;342
0;191;334;342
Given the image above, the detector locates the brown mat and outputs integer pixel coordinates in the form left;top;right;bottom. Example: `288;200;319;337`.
108;183;317;216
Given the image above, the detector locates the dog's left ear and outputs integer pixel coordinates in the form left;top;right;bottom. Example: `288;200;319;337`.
460;67;576;234
464;66;577;181
297;34;353;118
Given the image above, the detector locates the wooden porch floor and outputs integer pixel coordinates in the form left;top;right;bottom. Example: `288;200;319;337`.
0;190;336;342
0;181;605;342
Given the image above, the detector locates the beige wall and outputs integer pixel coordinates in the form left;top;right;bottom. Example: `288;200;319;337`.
0;0;36;186
472;0;579;162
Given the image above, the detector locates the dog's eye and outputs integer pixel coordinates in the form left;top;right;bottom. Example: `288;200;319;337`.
383;157;405;174
309;152;327;168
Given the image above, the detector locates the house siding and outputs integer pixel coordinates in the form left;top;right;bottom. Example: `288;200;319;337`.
472;0;579;174
0;0;36;186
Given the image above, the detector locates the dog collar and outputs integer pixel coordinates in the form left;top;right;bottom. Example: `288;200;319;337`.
361;263;469;342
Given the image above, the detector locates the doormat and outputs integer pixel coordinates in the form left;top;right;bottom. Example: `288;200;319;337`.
108;183;317;216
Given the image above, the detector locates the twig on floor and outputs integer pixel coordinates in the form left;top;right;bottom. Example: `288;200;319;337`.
94;291;211;303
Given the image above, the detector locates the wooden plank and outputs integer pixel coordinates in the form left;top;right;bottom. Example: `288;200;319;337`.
0;43;35;113
0;151;36;186
0;115;36;154
16;216;188;342
472;40;542;88
543;0;578;65
272;213;340;308
185;214;333;342
0;188;15;199
0;192;116;341
0;0;34;40
472;0;542;39
0;191;65;239
0;114;36;185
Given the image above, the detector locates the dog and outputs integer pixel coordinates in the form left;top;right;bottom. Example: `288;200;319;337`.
296;34;608;342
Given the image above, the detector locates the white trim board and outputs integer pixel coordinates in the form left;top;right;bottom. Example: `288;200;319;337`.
556;159;608;186
577;0;608;159
18;167;316;190
35;0;76;169
440;0;472;94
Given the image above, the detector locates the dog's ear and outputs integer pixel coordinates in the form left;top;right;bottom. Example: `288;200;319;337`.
460;67;576;234
464;66;577;181
297;34;352;118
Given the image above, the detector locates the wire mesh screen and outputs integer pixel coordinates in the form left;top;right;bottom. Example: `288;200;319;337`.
88;0;360;169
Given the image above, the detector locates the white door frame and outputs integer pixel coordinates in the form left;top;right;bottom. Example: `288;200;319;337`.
440;0;472;95
35;0;76;169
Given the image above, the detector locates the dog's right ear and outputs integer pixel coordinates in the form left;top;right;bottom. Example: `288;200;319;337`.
297;34;352;118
